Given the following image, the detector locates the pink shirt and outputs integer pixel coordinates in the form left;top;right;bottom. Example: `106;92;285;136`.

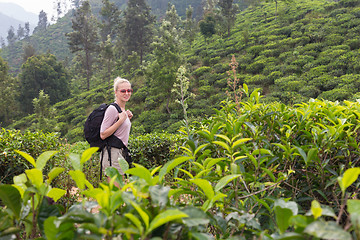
100;104;131;146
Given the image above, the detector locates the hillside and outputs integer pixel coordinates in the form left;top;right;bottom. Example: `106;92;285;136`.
0;3;37;44
0;0;205;74
6;0;360;142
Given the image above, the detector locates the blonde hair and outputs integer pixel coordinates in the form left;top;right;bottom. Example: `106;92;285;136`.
113;77;131;92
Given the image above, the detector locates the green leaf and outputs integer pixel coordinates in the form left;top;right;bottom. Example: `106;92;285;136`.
295;146;308;165
194;144;209;156
43;216;59;240
36;151;58;171
146;210;188;235
25;169;44;188
261;167;276;182
126;163;153;185
338;167;360;193
125;213;143;234
304;221;352;240
232;138;252;149
215;134;231;144
159;156;192;181
212;141;231;153
0;185;21;219
214;174;241;192
149;185;170;208
311;200;322;219
69;170;86;189
348;199;360;228
47;167;65;184
204;157;227;170
15;150;36;168
348;199;360;215
47;188;66;202
274;199;298;234
130;200;149;230
69;153;81;171
80;147;99;165
190;179;214;200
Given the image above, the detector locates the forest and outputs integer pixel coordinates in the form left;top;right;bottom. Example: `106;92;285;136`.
1;0;360;239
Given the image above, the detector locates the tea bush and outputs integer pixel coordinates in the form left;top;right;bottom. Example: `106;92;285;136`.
0;128;65;184
129;132;183;169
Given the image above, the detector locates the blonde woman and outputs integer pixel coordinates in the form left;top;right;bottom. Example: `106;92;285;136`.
100;77;133;179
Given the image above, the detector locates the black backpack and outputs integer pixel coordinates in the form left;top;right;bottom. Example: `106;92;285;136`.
84;103;121;150
84;103;132;179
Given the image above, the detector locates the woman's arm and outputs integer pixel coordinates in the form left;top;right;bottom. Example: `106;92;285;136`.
100;111;128;140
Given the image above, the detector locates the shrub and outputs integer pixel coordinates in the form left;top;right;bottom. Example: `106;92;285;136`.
318;87;352;101
0;128;65;184
128;132;182;169
192;66;212;78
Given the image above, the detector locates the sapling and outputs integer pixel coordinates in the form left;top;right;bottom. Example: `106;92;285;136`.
172;65;194;137
226;55;242;112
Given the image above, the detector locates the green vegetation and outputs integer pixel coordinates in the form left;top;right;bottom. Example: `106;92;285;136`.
1;0;360;237
1;89;360;238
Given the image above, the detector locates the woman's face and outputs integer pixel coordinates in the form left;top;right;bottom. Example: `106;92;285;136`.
115;82;132;103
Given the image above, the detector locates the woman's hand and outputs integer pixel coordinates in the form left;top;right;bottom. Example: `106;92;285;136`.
119;111;127;121
126;110;133;120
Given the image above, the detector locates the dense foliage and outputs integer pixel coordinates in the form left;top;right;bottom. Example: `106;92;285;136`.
2;0;360;141
1;92;360;239
0;128;65;184
19;54;71;114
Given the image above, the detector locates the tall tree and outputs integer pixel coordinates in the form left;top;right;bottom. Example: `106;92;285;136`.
183;6;197;44
147;17;183;114
165;3;181;27
33;10;48;33
0;56;19;126
22;44;36;62
99;0;122;42
19;54;71;114
6;26;16;46
218;0;239;37
122;0;155;64
24;22;30;40
17;24;25;40
66;0;99;90
0;37;5;48
199;12;216;42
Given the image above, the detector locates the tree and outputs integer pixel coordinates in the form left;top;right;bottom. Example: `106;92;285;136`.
98;35;116;85
183;6;197;44
22;44;36;62
165;3;181;28
99;0;122;42
204;0;219;13
199;12;216;41
66;0;99;90
0;37;5;48
17;24;25;40
19;54;71;114
122;0;155;64
218;0;239;37
31;90;58;132
33;10;48;33
146;18;184;114
24;22;30;40
6;26;16;46
0;56;19;126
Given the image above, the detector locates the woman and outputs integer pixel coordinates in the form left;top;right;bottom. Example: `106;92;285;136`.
100;77;133;177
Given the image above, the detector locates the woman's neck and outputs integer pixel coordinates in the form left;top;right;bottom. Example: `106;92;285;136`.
116;100;126;109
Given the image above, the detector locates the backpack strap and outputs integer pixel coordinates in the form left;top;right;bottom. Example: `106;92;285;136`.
100;102;122;180
110;102;122;113
99;149;104;180
99;142;113;181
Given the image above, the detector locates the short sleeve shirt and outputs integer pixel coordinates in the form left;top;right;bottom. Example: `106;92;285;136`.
100;103;131;146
